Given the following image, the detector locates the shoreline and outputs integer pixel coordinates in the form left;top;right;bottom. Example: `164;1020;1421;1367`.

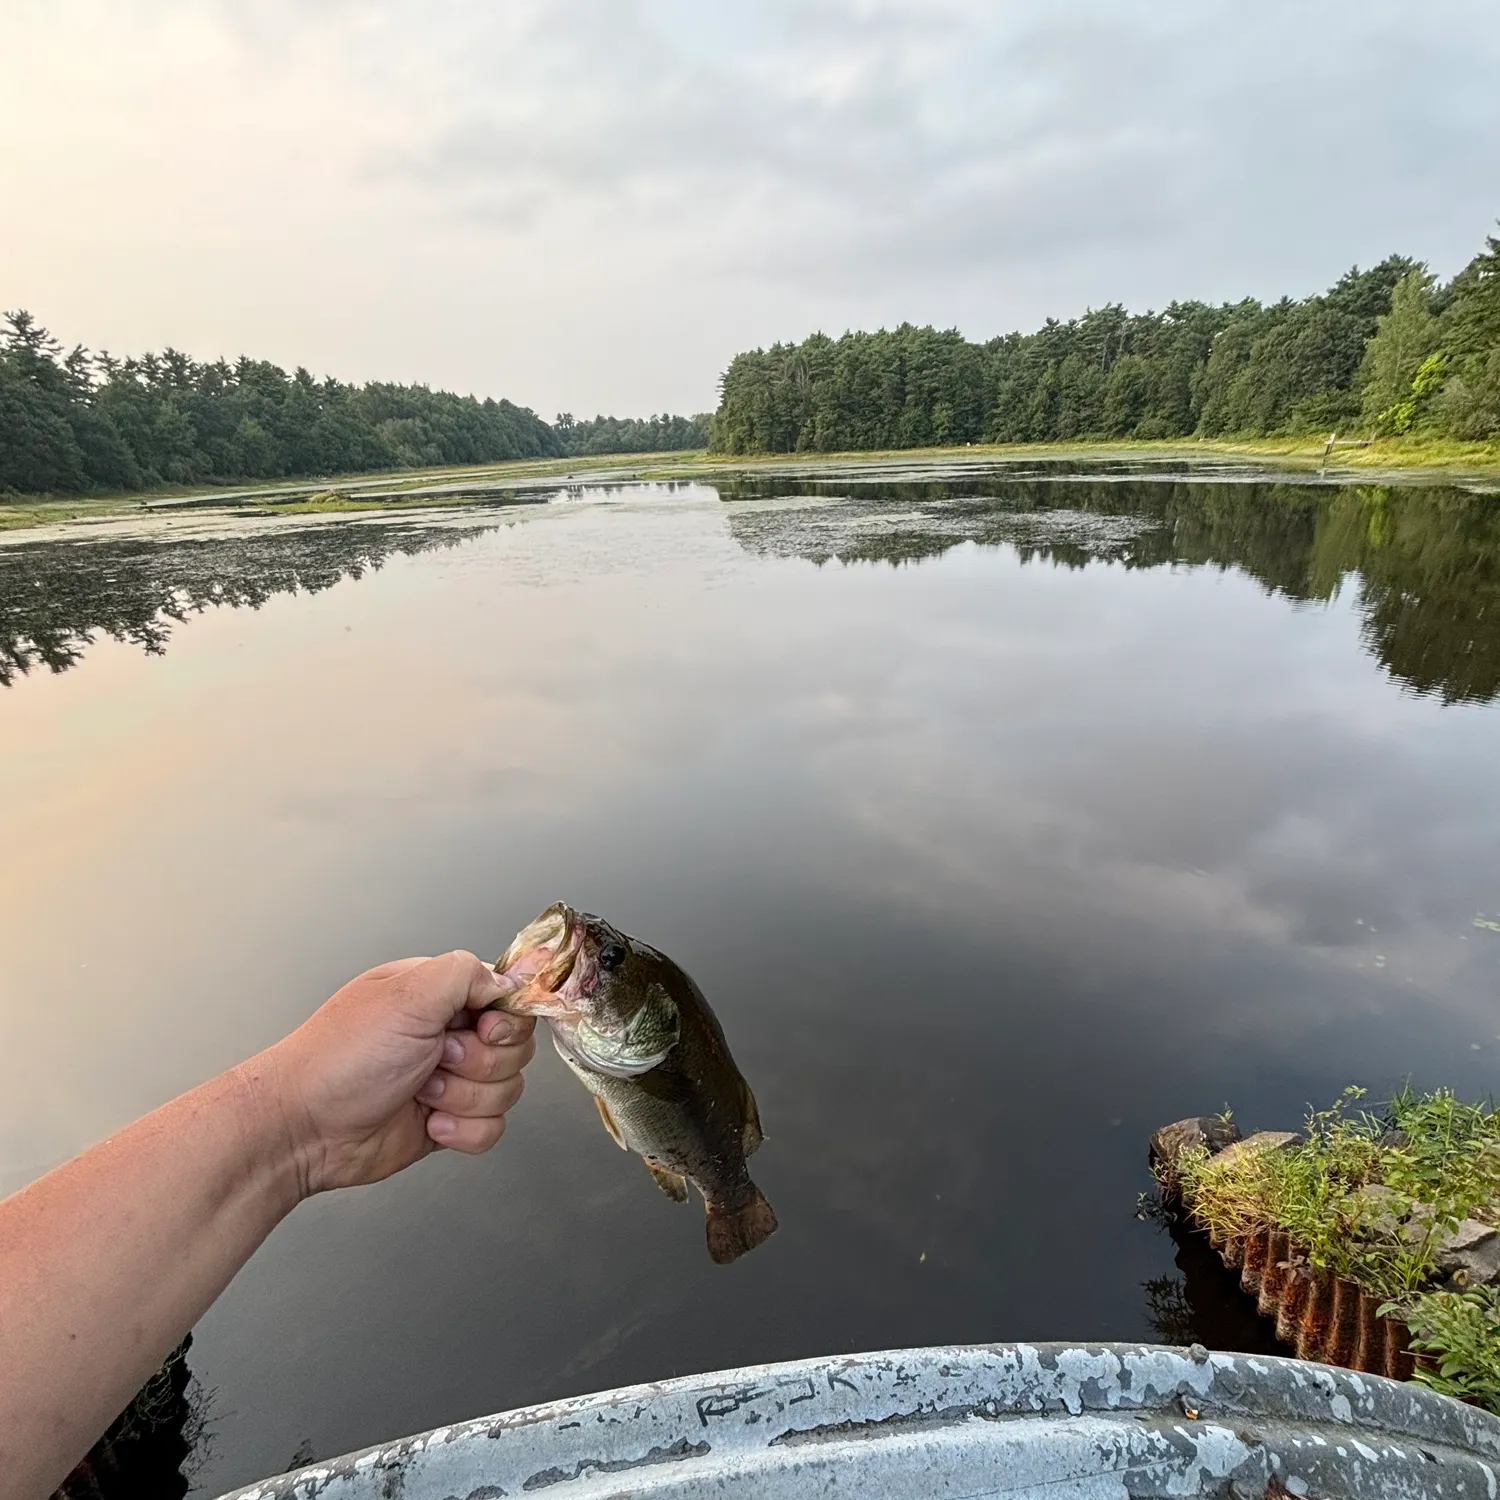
693;435;1500;486
4;437;1498;536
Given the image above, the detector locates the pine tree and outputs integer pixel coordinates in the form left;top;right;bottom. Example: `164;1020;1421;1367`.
1358;269;1439;430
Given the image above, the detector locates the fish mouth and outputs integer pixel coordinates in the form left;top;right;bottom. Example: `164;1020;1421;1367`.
495;901;590;1018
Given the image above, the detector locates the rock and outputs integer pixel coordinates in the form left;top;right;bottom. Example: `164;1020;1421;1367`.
1349;1184;1439;1247
1149;1116;1243;1194
1211;1131;1302;1170
1352;1201;1500;1285
1435;1219;1500;1290
1351;1184;1412;1241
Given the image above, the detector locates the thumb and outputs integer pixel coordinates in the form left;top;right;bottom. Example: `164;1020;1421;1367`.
405;950;518;1029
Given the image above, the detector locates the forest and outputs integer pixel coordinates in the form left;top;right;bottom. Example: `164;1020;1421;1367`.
0;316;709;496
711;227;1500;454
8;223;1498;491
553;411;711;455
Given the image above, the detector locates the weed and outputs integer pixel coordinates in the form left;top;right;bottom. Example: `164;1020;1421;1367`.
1175;1086;1500;1408
1392;1287;1500;1413
1180;1088;1500;1297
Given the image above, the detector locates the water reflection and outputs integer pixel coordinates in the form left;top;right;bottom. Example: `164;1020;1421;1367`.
1138;1203;1285;1357
721;474;1500;704
6;469;1499;703
0;516;497;686
52;1338;210;1500
3;460;1500;1494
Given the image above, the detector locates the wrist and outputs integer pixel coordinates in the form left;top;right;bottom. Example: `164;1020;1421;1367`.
224;1051;320;1213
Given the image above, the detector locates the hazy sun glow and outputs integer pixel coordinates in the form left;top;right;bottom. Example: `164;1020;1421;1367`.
4;0;1499;415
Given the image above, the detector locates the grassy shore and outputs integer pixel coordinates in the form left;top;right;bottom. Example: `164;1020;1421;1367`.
0;451;711;532
693;433;1500;480
4;436;1498;534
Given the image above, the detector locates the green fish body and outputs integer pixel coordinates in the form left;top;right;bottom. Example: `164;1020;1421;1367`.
498;903;776;1264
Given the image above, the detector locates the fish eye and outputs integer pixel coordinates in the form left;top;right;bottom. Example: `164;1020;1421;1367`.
598;942;627;971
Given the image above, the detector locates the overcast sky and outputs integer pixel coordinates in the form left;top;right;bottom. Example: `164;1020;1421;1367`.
4;0;1498;417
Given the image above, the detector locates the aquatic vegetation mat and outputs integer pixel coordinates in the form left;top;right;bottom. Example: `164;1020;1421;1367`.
1152;1088;1500;1410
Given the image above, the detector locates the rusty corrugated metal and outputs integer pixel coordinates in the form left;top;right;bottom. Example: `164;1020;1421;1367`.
1201;1218;1417;1381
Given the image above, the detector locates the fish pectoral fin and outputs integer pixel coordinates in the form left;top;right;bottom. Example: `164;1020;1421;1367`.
593;1095;628;1151
740;1079;765;1157
643;1159;689;1203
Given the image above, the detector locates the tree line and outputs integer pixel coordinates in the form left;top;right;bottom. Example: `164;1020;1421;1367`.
0;314;709;496
554;411;711;456
711;225;1500;453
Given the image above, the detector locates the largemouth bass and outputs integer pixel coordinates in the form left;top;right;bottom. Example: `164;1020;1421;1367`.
496;902;776;1264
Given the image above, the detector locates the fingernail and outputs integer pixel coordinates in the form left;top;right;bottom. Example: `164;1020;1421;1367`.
417;1074;445;1102
443;1034;465;1064
429;1112;456;1139
484;1015;517;1044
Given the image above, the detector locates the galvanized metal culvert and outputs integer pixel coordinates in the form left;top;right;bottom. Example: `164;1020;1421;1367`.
215;1342;1500;1499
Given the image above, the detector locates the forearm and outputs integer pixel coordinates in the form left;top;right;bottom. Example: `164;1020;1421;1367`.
0;1052;304;1500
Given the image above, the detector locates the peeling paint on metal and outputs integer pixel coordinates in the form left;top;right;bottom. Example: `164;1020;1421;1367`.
210;1343;1500;1500
520;1437;710;1490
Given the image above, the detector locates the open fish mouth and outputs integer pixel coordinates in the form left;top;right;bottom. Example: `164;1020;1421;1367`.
495;901;591;1017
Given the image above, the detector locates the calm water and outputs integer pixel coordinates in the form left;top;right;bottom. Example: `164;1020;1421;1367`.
4;459;1500;1492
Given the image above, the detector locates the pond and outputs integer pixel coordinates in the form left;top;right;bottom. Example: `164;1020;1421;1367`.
3;458;1500;1494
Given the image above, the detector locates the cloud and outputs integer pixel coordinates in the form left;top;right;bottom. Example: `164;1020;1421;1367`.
2;0;1498;413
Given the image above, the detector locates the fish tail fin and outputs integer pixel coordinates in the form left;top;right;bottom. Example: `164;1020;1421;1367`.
705;1183;778;1265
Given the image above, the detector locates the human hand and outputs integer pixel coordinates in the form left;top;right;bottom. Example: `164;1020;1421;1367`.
257;951;537;1197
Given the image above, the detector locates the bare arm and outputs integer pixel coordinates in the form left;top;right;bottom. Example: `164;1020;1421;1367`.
0;951;536;1500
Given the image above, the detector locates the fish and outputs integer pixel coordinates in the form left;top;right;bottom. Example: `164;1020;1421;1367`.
496;902;777;1264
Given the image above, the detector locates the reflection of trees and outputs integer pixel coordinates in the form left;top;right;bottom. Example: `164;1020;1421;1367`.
0;518;498;686
9;475;1500;705
1315;490;1500;703
723;473;1500;704
52;1336;212;1500
1139;1202;1286;1356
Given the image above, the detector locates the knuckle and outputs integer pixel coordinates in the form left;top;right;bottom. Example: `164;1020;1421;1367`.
464;1118;505;1155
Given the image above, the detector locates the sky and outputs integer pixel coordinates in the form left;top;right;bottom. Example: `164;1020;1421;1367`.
4;0;1499;418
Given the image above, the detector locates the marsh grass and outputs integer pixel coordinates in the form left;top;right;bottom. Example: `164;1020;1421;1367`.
247;490;388;515
1174;1087;1500;1410
0;449;711;520
697;436;1500;486
3;436;1497;535
0;498;138;532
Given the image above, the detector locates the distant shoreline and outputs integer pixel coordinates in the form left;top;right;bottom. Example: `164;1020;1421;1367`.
3;437;1498;536
695;435;1500;485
